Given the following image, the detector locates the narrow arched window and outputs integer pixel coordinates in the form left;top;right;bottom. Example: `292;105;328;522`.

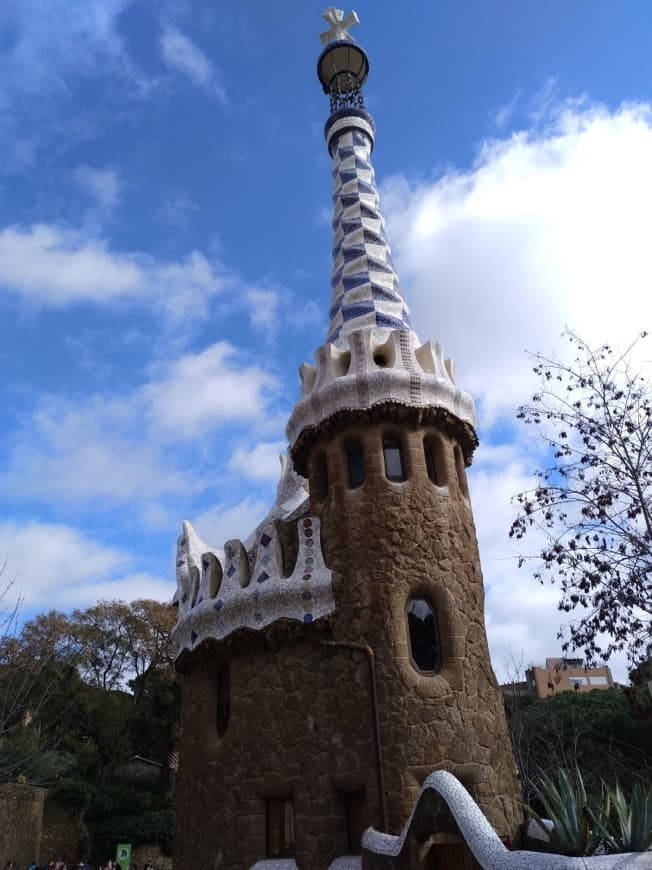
454;445;469;498
407;597;441;673
383;437;405;482
312;452;329;502
346;441;365;489
216;662;230;737
424;435;447;487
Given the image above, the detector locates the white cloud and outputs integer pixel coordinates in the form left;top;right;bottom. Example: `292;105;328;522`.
0;519;160;609
72;165;122;212
383;101;652;421
191;498;271;550
160;27;227;104
0;224;226;313
0;224;145;304
145;341;279;439
229;440;286;482
0;394;194;504
1;340;281;511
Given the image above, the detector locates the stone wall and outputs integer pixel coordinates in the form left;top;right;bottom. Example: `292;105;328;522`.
176;637;379;868
175;420;522;869
0;783;46;868
132;843;173;869
311;421;522;839
39;796;87;867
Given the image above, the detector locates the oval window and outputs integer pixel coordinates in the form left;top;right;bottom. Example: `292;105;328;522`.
407;597;441;672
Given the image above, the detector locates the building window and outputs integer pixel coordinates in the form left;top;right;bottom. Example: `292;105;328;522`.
266;797;295;858
454;445;469;498
346;441;365;489
424;435;446;487
407;597;441;673
589;675;609;686
312;451;329;502
344;790;366;855
383;437;405;482
216;662;230;737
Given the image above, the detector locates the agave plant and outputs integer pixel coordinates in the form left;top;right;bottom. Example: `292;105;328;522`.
591;780;652;853
525;766;603;856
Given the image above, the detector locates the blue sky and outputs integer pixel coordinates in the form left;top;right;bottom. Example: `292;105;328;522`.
1;1;651;682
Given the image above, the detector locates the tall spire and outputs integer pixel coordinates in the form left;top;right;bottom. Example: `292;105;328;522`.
287;10;478;469
317;9;413;346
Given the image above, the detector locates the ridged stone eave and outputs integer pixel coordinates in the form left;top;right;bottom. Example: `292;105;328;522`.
289;401;479;479
286;326;478;474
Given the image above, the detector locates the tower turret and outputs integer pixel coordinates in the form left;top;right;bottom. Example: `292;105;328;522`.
172;10;521;869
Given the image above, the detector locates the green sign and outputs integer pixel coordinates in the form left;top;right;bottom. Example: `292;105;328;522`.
115;843;132;869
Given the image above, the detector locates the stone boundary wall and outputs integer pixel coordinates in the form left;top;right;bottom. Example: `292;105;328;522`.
0;782;46;868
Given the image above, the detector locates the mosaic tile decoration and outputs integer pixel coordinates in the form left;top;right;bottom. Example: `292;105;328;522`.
286;326;477;446
172;453;334;658
326;124;412;347
285;109;476;450
361;770;651;869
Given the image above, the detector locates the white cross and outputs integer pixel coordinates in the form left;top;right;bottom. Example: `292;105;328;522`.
320;7;360;45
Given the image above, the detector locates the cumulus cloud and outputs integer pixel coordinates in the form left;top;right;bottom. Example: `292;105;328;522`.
0;395;194;505
228;440;287;482
0;224;226;313
144;342;279;439
191;498;271;550
160;27;227;104
1;341;282;510
0;520;170;609
378;99;652;684
383;100;652;420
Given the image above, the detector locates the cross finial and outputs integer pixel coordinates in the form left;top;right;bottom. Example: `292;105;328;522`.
320;7;360;45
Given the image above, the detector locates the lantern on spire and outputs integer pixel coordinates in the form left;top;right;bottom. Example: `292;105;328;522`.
317;7;369;113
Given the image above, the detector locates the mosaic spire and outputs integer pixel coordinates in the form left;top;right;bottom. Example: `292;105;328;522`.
286;11;478;466
317;10;413;347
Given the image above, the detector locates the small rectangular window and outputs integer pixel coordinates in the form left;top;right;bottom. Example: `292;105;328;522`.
344;790;366;855
588;675;608;686
266;798;295;857
347;442;365;488
383;438;405;481
312;452;329;502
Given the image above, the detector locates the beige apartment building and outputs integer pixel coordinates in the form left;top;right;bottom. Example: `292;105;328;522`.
525;657;614;698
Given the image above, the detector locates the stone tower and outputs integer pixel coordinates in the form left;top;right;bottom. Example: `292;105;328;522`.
172;9;521;869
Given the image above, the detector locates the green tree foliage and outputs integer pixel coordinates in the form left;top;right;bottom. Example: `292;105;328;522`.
507;688;652;806
510;332;652;663
0;598;180;785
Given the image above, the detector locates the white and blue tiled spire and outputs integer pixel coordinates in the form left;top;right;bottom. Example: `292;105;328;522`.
287;9;478;468
327;120;412;345
317;7;412;346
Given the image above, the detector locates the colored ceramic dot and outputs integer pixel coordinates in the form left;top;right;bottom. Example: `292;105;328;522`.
304;528;313;537
302;591;312;601
303;613;313;623
305;538;314;547
213;599;223;612
302;573;312;581
305;557;314;565
303;518;312;527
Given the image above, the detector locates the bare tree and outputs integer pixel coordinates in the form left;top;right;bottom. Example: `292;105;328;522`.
510;331;651;663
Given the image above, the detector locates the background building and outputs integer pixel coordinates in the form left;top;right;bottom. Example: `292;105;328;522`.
525;658;614;698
